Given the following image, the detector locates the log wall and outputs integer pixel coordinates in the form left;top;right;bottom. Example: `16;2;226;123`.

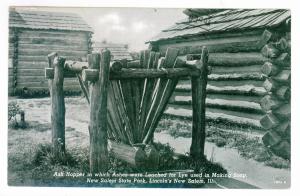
154;29;291;148
11;28;91;96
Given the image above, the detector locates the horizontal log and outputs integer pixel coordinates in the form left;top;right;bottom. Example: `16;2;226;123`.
273;70;291;83
18;43;89;51
164;104;263;128
208;73;265;81
271;53;290;67
18;37;88;45
16;68;44;76
273;104;291;119
260;95;283;112
16;76;45;83
275;86;290;100
82;69;98;82
18;48;87;57
17;55;84;62
260;113;279;129
262;131;282;147
107;140;147;168
169;95;262;113
18;30;88;39
212;64;262;74
176;83;267;96
261;62;278;76
17;61;49;69
110;61;123;72
81;68;201;81
64;60;88;72
158;31;264;55
208;53;268;67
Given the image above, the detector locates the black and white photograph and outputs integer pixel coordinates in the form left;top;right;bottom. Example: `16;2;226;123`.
1;0;298;194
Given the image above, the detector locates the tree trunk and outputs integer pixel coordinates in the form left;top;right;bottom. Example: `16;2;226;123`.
89;50;110;173
190;47;209;159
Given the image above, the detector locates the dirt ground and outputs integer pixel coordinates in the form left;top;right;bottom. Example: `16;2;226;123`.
7;97;290;188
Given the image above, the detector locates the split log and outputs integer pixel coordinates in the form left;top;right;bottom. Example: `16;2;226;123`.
45;67;77;79
108;140;147;168
261;62;278;76
190;47;209;159
260;113;279;129
89;51;110;173
212;64;262;74
273;103;291;119
273;70;291;83
261;43;280;58
48;53;66;157
260;95;282;111
262;131;282;147
275;86;290;100
64;60;88;72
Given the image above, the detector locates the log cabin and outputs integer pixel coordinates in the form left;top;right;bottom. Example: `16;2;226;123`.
8;8;93;96
147;9;291;159
93;41;133;61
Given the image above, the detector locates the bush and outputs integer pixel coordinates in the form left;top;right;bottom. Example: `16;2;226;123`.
8;101;20;121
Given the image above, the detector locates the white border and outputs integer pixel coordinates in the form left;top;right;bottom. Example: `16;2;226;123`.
1;0;299;196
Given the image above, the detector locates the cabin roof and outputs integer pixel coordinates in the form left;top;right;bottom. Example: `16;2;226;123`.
93;42;133;61
148;9;290;43
9;8;93;32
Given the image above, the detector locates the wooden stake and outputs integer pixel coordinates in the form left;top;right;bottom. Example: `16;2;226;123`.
190;47;209;159
48;53;66;157
89;50;110;173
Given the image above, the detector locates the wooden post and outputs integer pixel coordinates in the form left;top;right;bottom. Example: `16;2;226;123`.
88;50;110;173
48;53;66;158
190;47;209;159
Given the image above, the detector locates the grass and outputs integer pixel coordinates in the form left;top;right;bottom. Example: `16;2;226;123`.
157;116;290;169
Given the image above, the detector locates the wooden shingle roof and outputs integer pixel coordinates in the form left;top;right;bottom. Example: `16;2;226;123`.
93;42;133;61
148;9;290;43
9;8;93;32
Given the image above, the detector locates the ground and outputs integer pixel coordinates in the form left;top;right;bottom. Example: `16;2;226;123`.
7;96;290;188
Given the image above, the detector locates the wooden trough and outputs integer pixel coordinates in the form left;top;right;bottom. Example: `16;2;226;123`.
45;47;209;172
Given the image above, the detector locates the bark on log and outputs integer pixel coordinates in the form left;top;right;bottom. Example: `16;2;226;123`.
108;140;147;168
89;51;110;173
110;61;123;72
82;69;99;82
190;47;209;159
48;54;66;157
260;113;279;129
260;95;282;112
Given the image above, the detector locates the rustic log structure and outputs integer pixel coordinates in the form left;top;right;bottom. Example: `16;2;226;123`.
148;9;291;159
45;47;209;169
8;8;93;96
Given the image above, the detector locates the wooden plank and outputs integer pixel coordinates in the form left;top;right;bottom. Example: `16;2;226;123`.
18;55;85;62
89;51;110;173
